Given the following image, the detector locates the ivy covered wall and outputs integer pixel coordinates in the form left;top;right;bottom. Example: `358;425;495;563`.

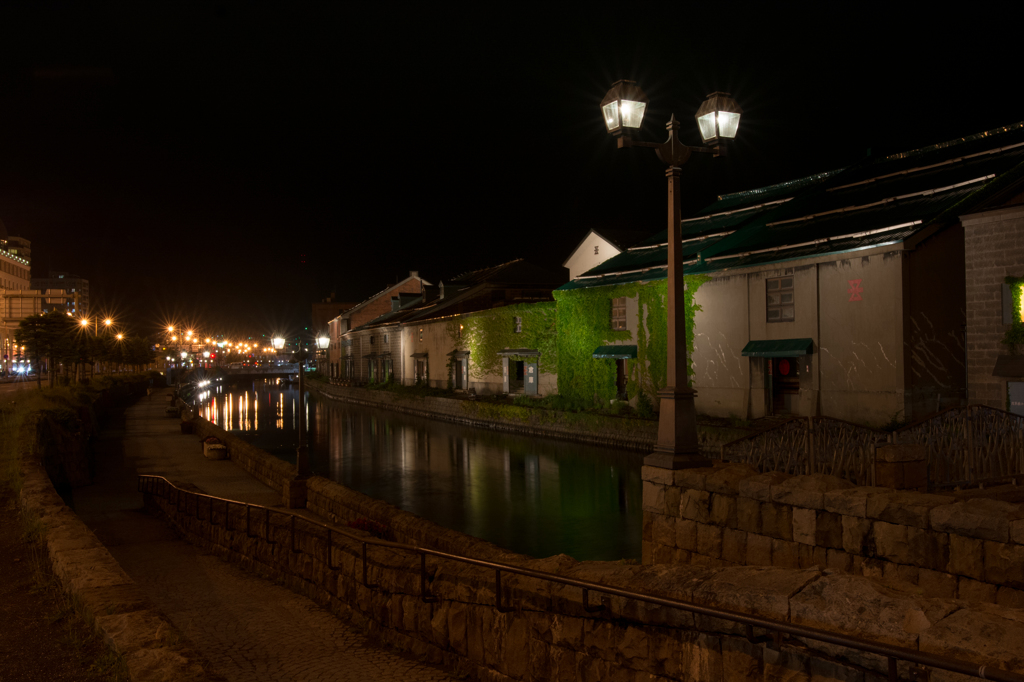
445;301;558;379
553;276;709;405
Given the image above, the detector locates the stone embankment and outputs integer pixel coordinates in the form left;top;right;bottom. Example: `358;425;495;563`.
308;381;750;455
643;462;1024;608
18;383;214;682
171;417;1024;681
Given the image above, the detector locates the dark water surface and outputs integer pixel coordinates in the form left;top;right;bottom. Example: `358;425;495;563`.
197;379;643;561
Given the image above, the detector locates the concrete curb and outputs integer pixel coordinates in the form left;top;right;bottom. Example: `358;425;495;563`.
17;413;217;682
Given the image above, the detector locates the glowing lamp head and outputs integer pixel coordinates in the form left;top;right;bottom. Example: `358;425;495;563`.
180;351;188;359
80;319;89;327
116;333;123;340
104;318;112;326
272;337;285;350
694;91;743;146
317;336;330;350
600;80;649;137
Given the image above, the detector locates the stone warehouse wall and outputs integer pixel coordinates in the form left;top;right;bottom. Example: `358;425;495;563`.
643;463;1024;608
309;381;750;456
963;204;1024;408
145;484;1024;682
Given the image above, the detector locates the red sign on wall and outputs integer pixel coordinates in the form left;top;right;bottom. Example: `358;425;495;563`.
848;279;863;301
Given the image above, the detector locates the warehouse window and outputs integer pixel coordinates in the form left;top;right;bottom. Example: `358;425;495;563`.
767;277;795;322
611;297;627;330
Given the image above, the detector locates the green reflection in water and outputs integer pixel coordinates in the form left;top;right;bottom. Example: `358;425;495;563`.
204;380;642;561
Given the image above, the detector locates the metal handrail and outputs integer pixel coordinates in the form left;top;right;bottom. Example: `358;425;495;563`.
137;474;1023;682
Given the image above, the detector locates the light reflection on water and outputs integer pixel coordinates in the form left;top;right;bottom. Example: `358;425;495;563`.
200;380;643;561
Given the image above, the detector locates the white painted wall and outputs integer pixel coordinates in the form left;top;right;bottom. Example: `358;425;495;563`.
563;231;623;280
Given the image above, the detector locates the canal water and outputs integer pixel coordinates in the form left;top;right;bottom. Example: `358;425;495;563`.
196;378;643;562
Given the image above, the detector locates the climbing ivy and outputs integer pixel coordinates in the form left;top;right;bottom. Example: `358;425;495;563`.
1004;276;1024;352
553;275;709;406
445;302;558;378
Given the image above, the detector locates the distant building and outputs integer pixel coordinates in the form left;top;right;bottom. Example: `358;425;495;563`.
327;271;431;378
311;295;356;337
1;221;34;374
30;271;89;317
562;228;649;280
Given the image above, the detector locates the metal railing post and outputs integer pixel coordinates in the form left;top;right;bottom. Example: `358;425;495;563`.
265;507;276;544
361;542;377;588
419;552;435;603
291;515;302;554
326;529;338;571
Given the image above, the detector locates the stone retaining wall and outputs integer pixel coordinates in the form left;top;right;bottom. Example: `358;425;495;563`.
145;481;1024;681
643;463;1024;608
309;381;749;456
19;394;214;682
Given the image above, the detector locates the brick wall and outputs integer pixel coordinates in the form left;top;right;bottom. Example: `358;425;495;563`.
643;463;1024;608
963;205;1024;408
349;279;425;330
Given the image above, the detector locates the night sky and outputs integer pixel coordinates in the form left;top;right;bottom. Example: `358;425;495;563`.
1;4;1021;339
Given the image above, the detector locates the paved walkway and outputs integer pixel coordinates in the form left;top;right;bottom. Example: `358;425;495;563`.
75;388;455;682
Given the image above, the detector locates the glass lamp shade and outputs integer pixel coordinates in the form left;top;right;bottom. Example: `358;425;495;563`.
600;80;649;135
316;336;330;350
695;92;743;145
272;337;285;350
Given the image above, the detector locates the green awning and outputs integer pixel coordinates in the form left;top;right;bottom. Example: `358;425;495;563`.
592;345;638;360
741;338;814;357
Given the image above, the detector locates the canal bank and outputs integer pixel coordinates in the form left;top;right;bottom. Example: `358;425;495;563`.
308;379;750;455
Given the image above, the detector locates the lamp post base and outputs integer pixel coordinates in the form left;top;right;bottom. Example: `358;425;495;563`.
643;386;711;470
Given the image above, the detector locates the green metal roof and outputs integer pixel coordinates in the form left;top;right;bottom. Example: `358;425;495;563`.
592;345;638;359
741;339;814;357
563;122;1024;292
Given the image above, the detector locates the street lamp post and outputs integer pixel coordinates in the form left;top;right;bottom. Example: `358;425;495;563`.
275;335;309;508
602;80;742;470
316;336;329;375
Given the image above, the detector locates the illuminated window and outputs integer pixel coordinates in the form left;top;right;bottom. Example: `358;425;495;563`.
767;277;795;322
611;297;627;330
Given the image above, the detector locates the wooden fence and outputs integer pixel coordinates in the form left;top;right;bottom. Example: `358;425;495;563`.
720;416;887;486
893;404;1024;489
720;406;1024;490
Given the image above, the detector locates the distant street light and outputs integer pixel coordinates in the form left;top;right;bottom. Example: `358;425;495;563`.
602;80;742;470
316;336;329;374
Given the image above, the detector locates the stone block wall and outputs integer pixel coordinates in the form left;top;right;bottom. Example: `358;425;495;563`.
146;483;1024;681
643;463;1024;608
309;381;750;455
963;204;1024;408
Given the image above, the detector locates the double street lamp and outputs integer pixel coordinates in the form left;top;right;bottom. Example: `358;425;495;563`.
601;80;742;470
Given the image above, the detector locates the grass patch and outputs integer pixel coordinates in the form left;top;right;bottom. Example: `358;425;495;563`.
0;373;157;496
29;540;131;681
